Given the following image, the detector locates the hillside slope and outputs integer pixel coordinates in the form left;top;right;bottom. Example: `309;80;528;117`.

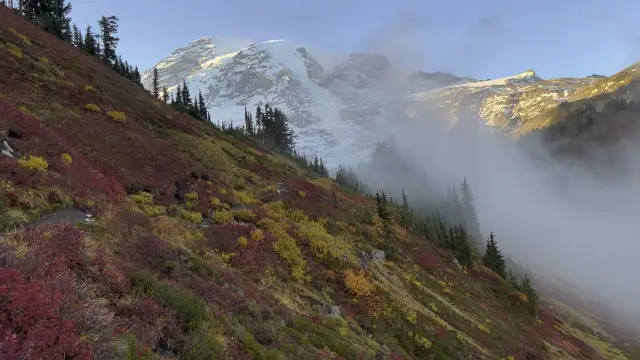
0;7;638;360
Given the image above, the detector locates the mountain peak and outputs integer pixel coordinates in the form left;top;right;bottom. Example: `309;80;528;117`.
514;69;540;81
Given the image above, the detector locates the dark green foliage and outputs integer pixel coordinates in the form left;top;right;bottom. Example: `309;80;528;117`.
83;24;98;55
482;232;506;278
335;166;370;195
129;270;209;332
151;67;159;98
460;178;481;245
19;0;72;40
181;80;192;107
376;191;392;222
519;274;539;315
290;149;329;177
162;86;169;103
97;15;119;64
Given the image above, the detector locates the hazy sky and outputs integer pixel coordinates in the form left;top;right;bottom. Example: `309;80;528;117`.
70;0;640;79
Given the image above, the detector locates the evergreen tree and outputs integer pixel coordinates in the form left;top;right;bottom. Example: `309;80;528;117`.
244;107;254;136
400;189;412;227
175;85;182;105
255;106;263;139
376;191;392;222
132;66;142;85
162;86;169;103
520;274;539;315
482;232;506;278
72;23;82;48
460;178;482;245
83;24;98;55
181;80;191;107
151;67;159;98
452;224;474;267
198;91;207;120
97;15;119;64
22;0;72;40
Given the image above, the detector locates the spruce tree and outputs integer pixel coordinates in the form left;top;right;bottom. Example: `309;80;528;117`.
460;178;482;245
72;23;82;48
151;67;159;98
400;189;412;227
175;85;182;105
244;107;254;136
520;274;539;315
162;86;169;103
483;232;506;278
83;24;98;55
97;15;119;64
181;80;191;107
453;224;474;267
198;91;207;120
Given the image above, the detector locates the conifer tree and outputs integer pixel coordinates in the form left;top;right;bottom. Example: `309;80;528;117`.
400;189;412;227
97;15;119;64
453;224;474;267
83;24;98;55
151;67;159;98
198;91;207;120
520;274;539;315
181;80;191;107
162;86;169;103
72;23;83;48
483;232;506;278
175;85;182;105
460;177;482;244
244;107;254;136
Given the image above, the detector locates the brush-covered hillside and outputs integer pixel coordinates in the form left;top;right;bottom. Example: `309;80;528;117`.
0;6;638;360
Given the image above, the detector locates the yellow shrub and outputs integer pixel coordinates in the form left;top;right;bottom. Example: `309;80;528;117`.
18;155;48;172
476;324;490;334
60;153;73;165
233;209;256;223
233;190;256;205
297;220;352;261
251;228;264;242
220;252;236;264
406;309;418;324
343;269;375;298
10;28;31;45
108;111;126;123
509;291;529;303
262;201;286;221
219;188;228;195
152;215;201;247
179;209;203;224
265;219;306;282
84;103;100;112
287;209;308;222
185;191;198;209
210;197;221;207
6;43;23;58
212;210;233;224
408;331;432;349
237;236;248;248
84;85;95;92
297;191;306;198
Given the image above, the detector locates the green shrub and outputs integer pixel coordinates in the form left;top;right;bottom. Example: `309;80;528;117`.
212;210;233;224
239;330;286;360
0;208;29;231
185;191;199;209
84;85;95;92
108;111;126;123
17;155;48;172
233;190;256;205
84;103;100;112
179;209;203;224
233;209;256;223
130;270;209;331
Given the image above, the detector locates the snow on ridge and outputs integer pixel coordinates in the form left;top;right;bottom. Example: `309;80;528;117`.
450;69;542;88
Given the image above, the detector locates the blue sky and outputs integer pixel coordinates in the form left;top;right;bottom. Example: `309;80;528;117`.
69;0;640;80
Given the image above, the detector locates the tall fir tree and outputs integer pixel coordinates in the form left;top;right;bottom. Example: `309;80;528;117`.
198;91;207;120
151;67;159;98
83;24;98;55
181;80;191;107
482;232;506;278
460;177;482;245
520;274;539;315
97;15;119;64
244;107;254;136
162;86;169;103
175;84;182;105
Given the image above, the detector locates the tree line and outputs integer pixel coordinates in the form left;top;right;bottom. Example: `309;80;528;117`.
334;162;540;315
2;0;144;86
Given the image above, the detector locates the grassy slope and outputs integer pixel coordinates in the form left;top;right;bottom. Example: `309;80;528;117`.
0;7;637;360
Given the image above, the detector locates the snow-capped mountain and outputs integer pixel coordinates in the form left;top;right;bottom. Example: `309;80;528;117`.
141;37;464;166
142;37;605;166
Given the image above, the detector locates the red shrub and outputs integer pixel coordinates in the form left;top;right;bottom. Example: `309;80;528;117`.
0;268;93;360
414;251;443;270
128;234;178;271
